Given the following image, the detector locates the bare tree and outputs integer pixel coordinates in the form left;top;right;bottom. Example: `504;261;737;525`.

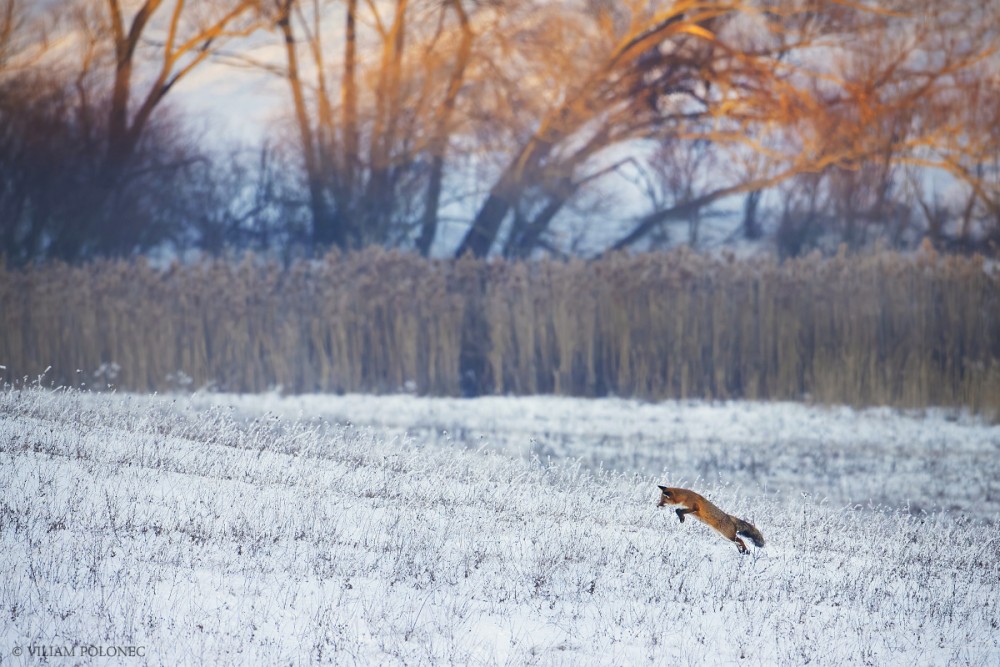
5;0;996;262
762;0;1000;257
415;0;472;255
102;0;263;172
273;0;340;248
0;0;269;262
0;0;45;72
266;0;477;254
452;0;1000;258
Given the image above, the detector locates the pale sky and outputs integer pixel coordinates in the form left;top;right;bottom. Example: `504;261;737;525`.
175;59;286;146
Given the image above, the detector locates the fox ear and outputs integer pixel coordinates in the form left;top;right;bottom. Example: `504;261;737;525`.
657;485;668;492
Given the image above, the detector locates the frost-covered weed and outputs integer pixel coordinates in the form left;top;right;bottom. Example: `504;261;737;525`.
0;388;998;665
185;391;1000;521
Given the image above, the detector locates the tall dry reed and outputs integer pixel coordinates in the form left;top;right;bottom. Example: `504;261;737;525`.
1;248;997;412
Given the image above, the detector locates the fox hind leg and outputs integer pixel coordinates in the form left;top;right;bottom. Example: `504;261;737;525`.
733;536;749;554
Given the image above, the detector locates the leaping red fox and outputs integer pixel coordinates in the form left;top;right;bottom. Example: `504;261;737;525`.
657;486;765;554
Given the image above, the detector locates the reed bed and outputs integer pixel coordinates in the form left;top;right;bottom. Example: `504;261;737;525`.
1;248;997;412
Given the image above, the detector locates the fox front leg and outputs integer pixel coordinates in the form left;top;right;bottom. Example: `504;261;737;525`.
675;508;694;523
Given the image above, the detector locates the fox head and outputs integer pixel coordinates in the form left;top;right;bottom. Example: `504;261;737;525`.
657;485;675;507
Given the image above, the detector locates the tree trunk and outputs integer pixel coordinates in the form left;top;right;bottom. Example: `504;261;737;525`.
362;0;409;243
455;190;513;258
455;136;550;257
504;195;567;258
416;0;472;256
278;2;341;250
417;153;447;255
742;189;762;240
106;0;161;170
341;0;358;196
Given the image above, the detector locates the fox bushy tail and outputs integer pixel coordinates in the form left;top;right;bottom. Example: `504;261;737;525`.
735;518;765;548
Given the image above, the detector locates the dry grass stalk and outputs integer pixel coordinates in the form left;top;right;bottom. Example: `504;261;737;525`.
1;249;996;413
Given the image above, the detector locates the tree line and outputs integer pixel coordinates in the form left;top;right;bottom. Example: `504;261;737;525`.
1;0;999;264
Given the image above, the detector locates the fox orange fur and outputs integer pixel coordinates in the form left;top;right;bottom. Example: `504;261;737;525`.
657;486;765;554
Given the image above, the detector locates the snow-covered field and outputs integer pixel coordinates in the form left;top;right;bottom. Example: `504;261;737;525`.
1;388;998;665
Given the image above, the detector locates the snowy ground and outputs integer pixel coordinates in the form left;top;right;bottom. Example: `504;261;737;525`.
1;388;998;665
186;391;1000;521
